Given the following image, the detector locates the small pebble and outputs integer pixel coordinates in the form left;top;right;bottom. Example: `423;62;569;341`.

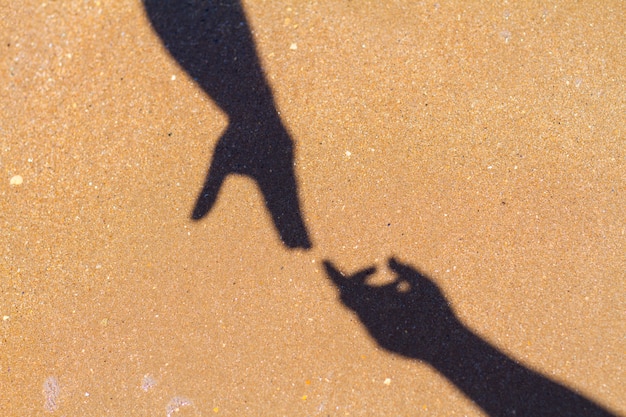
10;175;23;185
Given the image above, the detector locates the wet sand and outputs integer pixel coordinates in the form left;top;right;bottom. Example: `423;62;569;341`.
1;1;624;416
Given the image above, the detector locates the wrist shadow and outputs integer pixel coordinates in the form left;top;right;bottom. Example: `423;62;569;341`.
143;0;311;249
324;258;618;417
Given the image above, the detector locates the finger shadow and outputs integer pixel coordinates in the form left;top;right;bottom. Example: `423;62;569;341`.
143;0;311;249
324;257;617;417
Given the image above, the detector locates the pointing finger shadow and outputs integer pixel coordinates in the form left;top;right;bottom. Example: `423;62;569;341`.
143;0;311;249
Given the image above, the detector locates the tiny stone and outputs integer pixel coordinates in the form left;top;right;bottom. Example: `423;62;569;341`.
383;378;391;385
290;43;297;50
10;175;23;185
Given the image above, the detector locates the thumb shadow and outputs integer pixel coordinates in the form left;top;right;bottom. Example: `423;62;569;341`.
324;257;617;417
143;0;311;249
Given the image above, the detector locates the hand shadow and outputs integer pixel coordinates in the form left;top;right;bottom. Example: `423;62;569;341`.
143;0;311;249
324;258;617;417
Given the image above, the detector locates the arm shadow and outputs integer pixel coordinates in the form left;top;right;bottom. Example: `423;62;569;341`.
143;0;311;249
324;257;618;417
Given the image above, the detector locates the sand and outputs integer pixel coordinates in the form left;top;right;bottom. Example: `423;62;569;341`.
1;1;624;415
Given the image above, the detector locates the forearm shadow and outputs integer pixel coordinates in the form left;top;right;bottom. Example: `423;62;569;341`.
324;258;618;417
143;0;311;249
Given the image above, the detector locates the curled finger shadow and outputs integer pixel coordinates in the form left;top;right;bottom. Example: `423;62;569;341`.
143;0;311;249
324;258;617;417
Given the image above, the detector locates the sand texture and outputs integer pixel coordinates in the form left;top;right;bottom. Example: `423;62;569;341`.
1;1;624;416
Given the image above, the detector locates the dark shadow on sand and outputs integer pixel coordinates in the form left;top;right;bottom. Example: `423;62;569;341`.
143;2;616;414
324;258;618;417
143;0;311;249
